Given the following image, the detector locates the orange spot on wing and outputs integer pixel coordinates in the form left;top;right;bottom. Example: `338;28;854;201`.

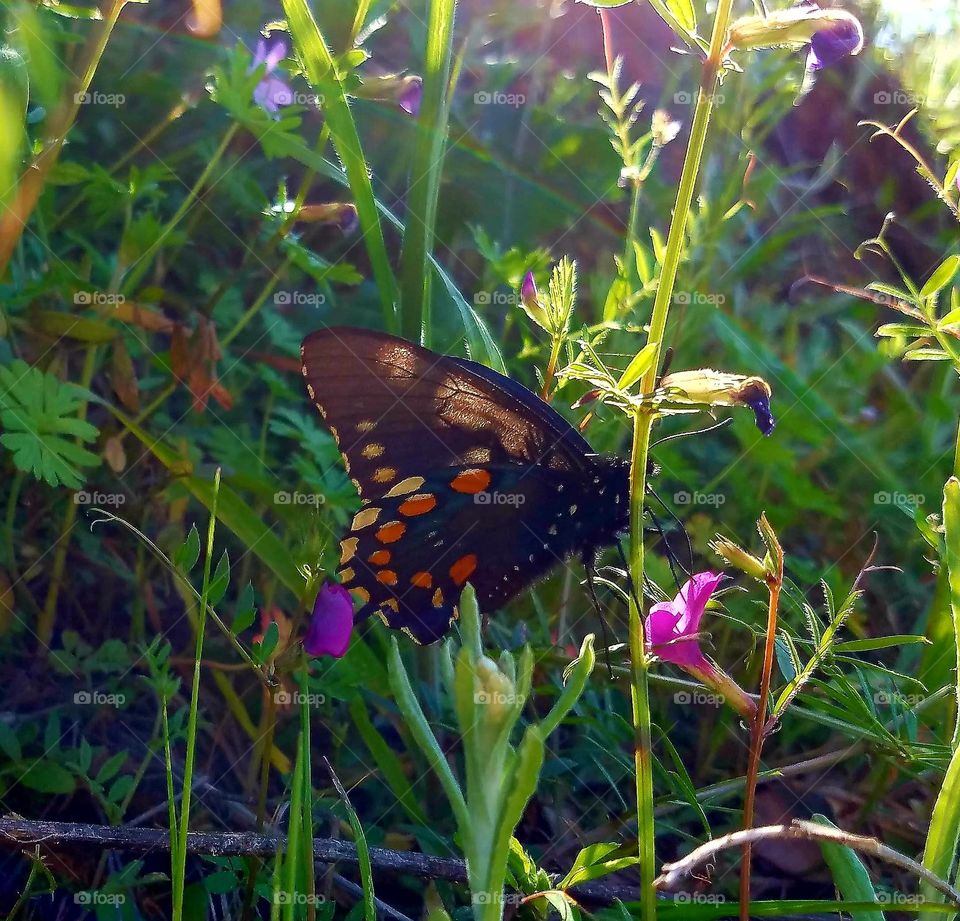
398;494;437;517
368;549;391;566
449;554;478;585
376;521;406;544
411;571;433;589
450;469;492;494
376;570;398;586
352;587;371;604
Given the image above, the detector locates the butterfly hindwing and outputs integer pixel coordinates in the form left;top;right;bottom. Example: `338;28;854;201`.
335;463;626;643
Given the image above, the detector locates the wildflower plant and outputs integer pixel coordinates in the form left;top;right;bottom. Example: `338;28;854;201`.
388;585;601;920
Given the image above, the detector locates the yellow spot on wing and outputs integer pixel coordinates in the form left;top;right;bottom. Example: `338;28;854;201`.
401;626;421;644
352;587;371;604
339;537;358;564
362;443;384;459
352;507;381;531
340;567;356;584
373;467;397;484
384;476;425;498
357;419;375;433
432;587;444;608
384;598;399;612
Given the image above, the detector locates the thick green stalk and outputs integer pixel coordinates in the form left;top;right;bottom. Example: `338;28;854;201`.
626;2;735;917
398;0;458;345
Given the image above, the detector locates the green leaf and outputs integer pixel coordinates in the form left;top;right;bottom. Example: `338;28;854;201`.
95;750;128;785
0;360;100;488
903;348;950;361
920;255;960;301
812;815;884;921
0;723;21;762
559;842;639;888
834;635;930;653
255;621;280;664
398;0;457;342
207;550;230;607
875;324;931;338
937;307;960;329
666;0;696;33
18;761;76;793
282;0;398;330
232;582;257;634
617;343;659;391
175;525;201;573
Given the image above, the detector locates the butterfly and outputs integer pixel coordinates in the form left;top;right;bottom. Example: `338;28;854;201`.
300;326;630;644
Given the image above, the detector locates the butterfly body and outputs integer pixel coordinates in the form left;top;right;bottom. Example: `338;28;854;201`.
301;327;629;643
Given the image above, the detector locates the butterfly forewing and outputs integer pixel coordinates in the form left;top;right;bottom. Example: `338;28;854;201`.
300;327;595;500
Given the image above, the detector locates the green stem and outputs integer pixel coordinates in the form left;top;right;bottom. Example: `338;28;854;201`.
625;2;735;917
121;123;239;294
38;345;98;649
172;468;221;921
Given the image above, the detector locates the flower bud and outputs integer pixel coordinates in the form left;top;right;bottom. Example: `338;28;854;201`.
728;7;862;58
711;537;767;582
519;271;550;330
660;369;775;435
296;202;359;234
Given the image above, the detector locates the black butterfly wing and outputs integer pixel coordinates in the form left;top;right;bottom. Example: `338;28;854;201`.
300;327;595;502
336;464;607;644
300;327;624;644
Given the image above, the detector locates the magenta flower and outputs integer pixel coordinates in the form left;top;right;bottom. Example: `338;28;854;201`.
250;38;294;114
521;271;538;307
807;15;864;72
398;76;423;117
304;583;354;658
646;572;724;668
646;572;756;719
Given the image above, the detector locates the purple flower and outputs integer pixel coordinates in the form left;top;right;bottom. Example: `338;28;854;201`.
807;15;863;72
250;37;294;114
304;583;354;658
646;572;724;669
646;572;756;719
398;76;423;117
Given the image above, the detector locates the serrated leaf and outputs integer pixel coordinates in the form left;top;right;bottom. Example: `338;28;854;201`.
0;360;100;488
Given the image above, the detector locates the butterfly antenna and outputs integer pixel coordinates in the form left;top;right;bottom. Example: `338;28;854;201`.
614;540;644;618
585;562;615;680
645;505;687;594
649;417;731;451
646;483;695;581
